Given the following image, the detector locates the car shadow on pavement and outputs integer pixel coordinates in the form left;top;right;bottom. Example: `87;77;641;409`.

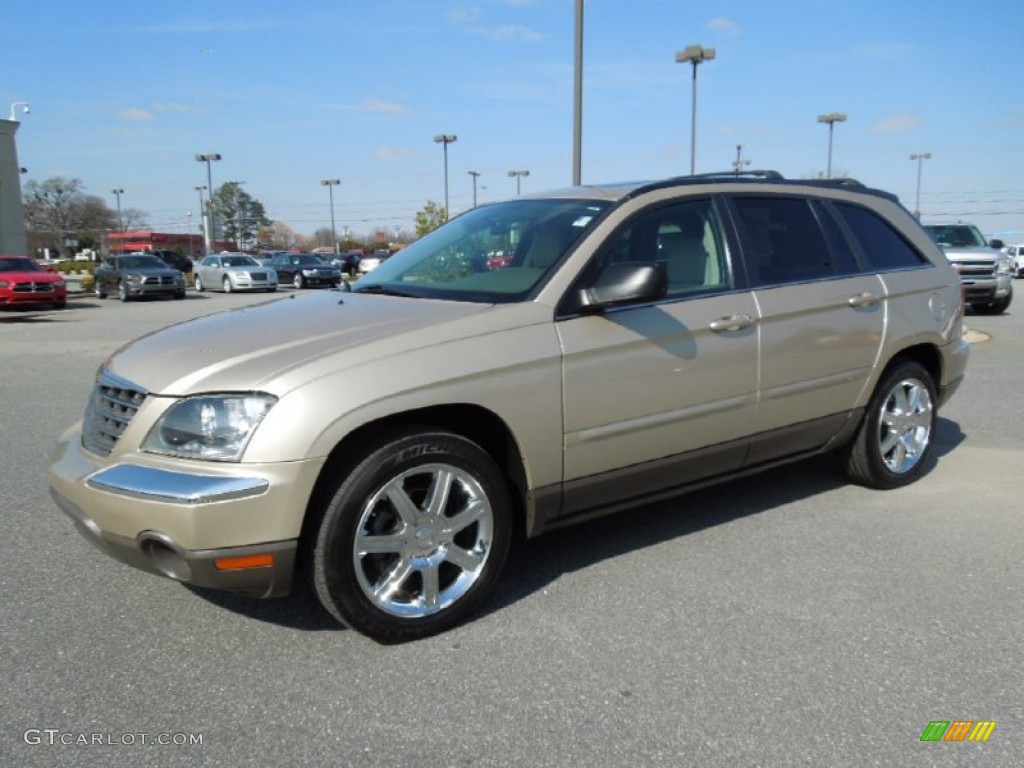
184;417;969;636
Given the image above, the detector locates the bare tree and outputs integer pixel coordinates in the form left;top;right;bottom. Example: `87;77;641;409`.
23;177;120;256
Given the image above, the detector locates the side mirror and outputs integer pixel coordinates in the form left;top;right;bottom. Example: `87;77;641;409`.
580;262;667;311
989;239;1005;250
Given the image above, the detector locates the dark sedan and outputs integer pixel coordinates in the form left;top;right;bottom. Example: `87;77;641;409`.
94;254;187;302
269;253;341;288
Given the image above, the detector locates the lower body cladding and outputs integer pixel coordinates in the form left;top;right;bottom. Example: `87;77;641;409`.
48;428;324;598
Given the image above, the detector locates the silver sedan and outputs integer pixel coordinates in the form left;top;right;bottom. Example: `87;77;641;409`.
194;254;278;293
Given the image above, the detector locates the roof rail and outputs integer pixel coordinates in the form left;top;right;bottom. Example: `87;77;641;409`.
688;170;785;180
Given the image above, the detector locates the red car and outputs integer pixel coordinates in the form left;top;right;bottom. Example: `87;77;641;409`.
0;255;67;309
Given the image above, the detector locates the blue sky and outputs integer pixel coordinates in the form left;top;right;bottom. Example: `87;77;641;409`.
4;0;1022;241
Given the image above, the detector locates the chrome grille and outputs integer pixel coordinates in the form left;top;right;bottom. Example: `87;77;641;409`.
13;281;55;293
81;370;148;457
251;272;267;280
952;260;995;279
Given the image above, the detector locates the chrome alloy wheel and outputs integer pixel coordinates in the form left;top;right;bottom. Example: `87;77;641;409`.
352;463;494;619
877;377;933;474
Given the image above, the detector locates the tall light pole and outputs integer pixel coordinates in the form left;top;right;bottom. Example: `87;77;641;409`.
187;210;196;258
675;44;716;176
194;185;207;256
572;0;583;185
433;134;457;219
195;153;221;254
321;178;341;253
910;152;932;220
111;188;124;232
508;169;530;195
731;145;750;176
231;180;246;251
467;170;481;207
817;113;847;179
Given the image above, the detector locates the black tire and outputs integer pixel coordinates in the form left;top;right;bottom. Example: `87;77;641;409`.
267;286;277;293
117;282;130;302
194;275;205;292
174;288;186;300
94;285;106;299
293;273;305;289
223;276;233;294
313;430;512;643
844;360;937;489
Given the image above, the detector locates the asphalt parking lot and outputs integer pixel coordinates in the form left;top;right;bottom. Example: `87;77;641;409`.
2;287;1022;767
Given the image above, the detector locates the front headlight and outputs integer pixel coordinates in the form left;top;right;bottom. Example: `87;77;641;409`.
996;255;1014;276
142;394;277;461
236;271;251;279
126;274;143;283
302;268;316;276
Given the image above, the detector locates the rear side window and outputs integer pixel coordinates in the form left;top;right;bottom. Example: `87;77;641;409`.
834;203;928;270
730;196;836;286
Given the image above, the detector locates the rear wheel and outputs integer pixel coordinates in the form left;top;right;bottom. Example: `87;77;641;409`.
313;430;512;643
844;360;937;489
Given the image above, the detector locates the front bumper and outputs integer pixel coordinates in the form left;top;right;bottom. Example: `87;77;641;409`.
48;424;325;598
960;275;1012;302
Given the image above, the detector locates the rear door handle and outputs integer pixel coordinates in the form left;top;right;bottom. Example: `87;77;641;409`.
709;313;754;332
848;292;880;308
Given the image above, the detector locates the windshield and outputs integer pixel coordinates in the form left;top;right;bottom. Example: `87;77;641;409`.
223;256;259;267
118;255;165;269
924;224;987;248
354;198;610;302
0;257;42;273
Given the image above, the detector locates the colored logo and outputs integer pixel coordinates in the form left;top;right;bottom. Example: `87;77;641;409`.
920;721;997;742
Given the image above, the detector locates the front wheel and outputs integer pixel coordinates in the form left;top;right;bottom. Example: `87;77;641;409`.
313;430;512;643
118;282;130;302
293;273;305;289
194;275;205;292
844;360;937;489
223;276;233;293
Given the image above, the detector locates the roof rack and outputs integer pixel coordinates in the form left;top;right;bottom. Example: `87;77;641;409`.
688;170;785;180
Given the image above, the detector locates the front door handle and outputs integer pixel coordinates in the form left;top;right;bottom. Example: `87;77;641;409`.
848;292;880;308
709;313;754;332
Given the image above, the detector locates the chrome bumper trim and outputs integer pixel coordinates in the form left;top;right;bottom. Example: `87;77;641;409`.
86;464;269;504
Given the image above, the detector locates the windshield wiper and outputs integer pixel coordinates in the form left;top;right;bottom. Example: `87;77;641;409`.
352;284;421;298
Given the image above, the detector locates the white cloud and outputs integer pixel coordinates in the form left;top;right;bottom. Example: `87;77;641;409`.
874;115;922;133
447;6;483;25
117;107;154;121
708;16;741;36
375;147;417;163
489;24;543;42
152;103;193;114
363;98;409;114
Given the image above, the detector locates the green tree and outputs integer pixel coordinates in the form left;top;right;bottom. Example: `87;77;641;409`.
213;182;270;250
414;200;448;238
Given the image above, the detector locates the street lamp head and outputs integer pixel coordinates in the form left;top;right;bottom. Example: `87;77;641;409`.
9;102;30;121
910;152;932;161
433;134;457;144
111;188;124;195
675;45;715;64
817;112;848;124
508;170;530;178
321;179;341;186
195;153;222;162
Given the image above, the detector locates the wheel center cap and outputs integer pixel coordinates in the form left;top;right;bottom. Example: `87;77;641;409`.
415;525;436;549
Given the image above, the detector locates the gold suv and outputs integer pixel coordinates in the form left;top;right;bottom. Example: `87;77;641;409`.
49;173;969;642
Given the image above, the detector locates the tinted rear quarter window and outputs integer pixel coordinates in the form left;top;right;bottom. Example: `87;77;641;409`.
834;202;928;270
729;196;836;286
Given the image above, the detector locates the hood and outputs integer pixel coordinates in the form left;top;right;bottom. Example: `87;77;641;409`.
1;269;64;283
105;291;490;395
938;245;1000;262
126;265;182;276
